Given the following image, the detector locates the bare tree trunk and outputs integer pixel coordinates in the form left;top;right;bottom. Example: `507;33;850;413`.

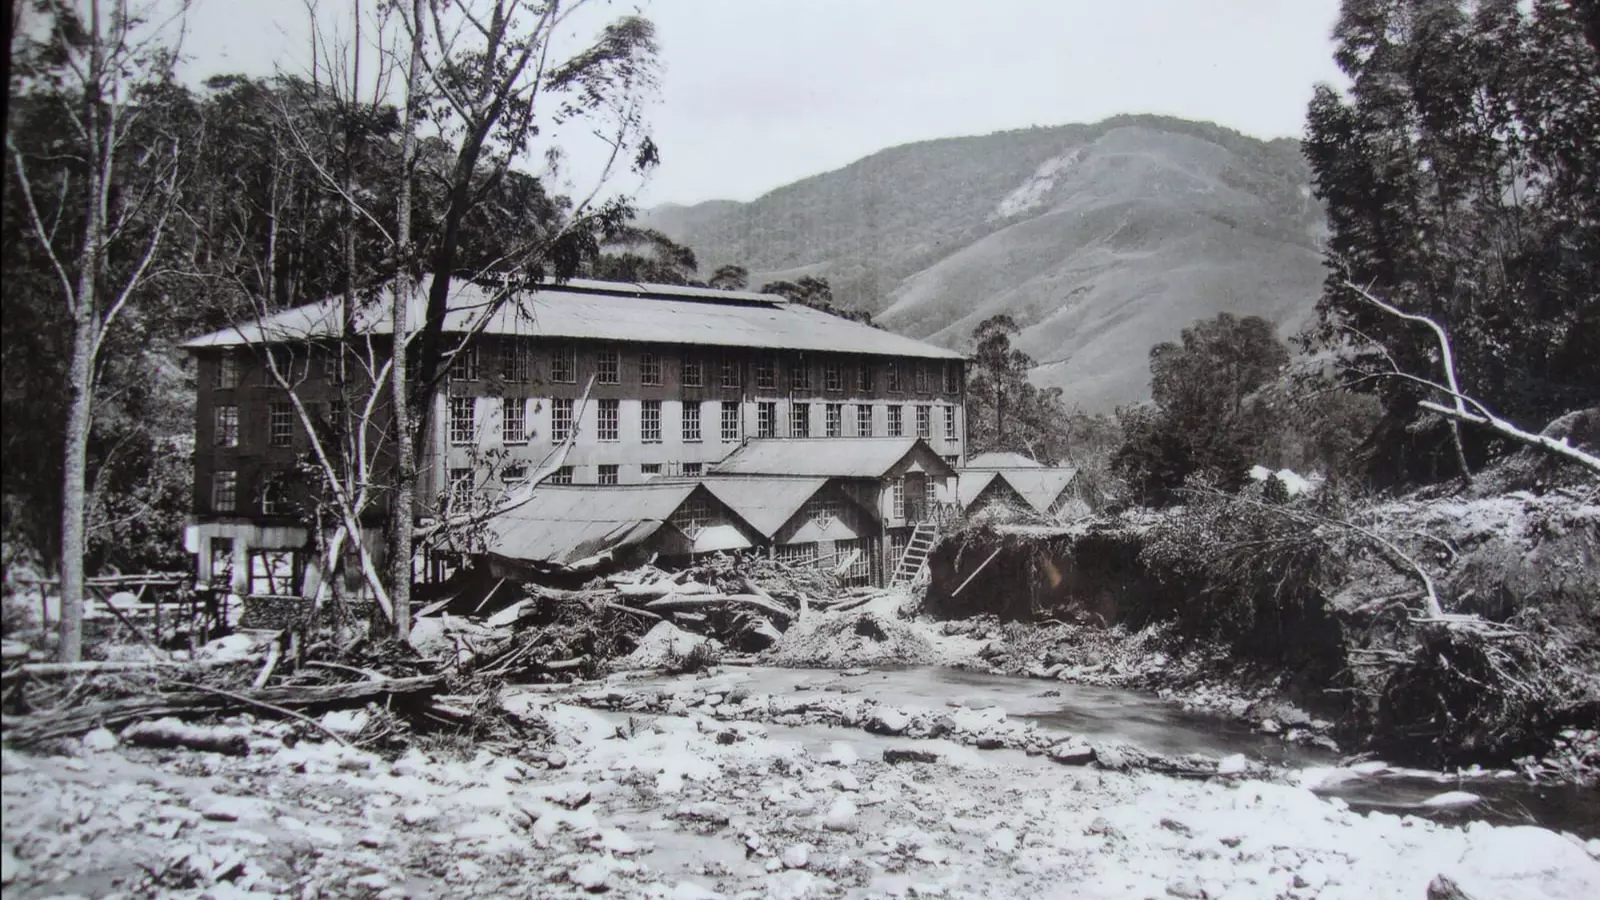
388;0;427;643
57;2;110;663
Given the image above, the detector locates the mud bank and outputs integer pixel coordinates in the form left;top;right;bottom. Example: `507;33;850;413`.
922;487;1600;779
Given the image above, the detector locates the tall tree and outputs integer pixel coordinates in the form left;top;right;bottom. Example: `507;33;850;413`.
1302;0;1600;486
7;0;189;661
1113;313;1289;502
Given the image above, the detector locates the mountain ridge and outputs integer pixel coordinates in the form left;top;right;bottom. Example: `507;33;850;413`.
641;114;1327;412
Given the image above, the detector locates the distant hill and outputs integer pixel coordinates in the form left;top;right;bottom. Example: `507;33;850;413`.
641;115;1327;412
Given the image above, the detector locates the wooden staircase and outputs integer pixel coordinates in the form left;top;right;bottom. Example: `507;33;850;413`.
890;521;938;589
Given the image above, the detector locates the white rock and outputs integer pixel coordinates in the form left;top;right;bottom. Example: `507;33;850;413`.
768;869;820;900
823;795;858;831
1587;838;1600;860
320;709;370;737
987;829;1018;853
834;771;859;792
191;793;267;823
596;828;641;855
401;804;441;825
865;709;910;736
1420;790;1481;808
782;844;810;869
80;728;118;753
570;860;611;891
1047;738;1095;765
914;844;948;864
1216;753;1249;775
823;742;858;766
1166;875;1204;898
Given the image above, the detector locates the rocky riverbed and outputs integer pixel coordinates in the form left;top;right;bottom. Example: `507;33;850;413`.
5;676;1600;900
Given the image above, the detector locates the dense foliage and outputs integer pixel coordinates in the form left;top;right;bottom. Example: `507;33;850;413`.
1302;0;1600;486
965;315;1070;463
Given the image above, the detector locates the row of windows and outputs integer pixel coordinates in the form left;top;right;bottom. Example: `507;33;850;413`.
444;344;962;393
212;402;297;449
446;398;959;446
214;345;964;394
448;398;745;446
445;462;709;507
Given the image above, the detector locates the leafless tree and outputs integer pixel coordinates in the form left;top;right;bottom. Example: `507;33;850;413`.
7;0;190;661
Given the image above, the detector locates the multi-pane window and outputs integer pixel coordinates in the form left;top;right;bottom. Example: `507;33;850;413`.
549;466;573;485
824;361;842;392
891;478;905;519
209;537;235;584
448;467;474;509
682;354;703;388
857;363;871;392
826;403;843;437
503;464;528;486
775;542;817;565
944;362;961;393
597;399;620;441
915;363;931;393
551;345;576;383
249;550;298;596
642;400;663;442
757;402;776;438
597;347;621;384
682;402;702;442
837;537;872;584
500;341;530;383
887;362;902;392
214;405;240;447
682;462;704;477
720;355;740;388
721;401;740;442
807;495;840;526
857;404;873;437
449;396;476;445
215;352;239;389
640;351;662;386
597;464;619;485
916;404;932;438
449;344;480;381
641;463;662;478
269;402;294;447
790;402;810;438
551;398;574;442
502;399;527;444
790;357;812;391
755;358;776;390
213;470;238;512
888;405;905;437
671;496;712;535
924;477;938;511
944;406;958;440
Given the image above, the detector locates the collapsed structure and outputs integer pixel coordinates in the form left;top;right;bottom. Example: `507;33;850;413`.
180;279;971;594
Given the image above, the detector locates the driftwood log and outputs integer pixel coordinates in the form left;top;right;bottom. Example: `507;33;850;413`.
0;674;442;745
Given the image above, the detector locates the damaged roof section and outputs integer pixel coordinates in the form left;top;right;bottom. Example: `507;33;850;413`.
711;437;957;480
483;483;759;570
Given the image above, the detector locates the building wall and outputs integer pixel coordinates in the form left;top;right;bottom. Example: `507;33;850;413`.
188;331;965;592
425;337;965;499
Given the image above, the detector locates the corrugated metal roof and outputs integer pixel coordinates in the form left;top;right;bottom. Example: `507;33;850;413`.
484;483;699;565
182;278;963;360
710;437;956;479
965;451;1044;469
698;476;828;537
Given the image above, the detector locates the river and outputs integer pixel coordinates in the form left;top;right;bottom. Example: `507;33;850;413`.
567;663;1600;839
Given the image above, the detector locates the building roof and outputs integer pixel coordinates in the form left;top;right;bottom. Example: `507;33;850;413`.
484;483;701;566
697;476;829;537
956;471;1003;509
182;277;962;360
710;437;957;479
965;451;1045;469
1001;468;1079;514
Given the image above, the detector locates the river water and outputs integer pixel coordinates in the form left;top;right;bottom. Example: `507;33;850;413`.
588;663;1600;839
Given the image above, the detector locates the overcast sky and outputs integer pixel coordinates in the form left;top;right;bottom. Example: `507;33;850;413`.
179;0;1346;208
